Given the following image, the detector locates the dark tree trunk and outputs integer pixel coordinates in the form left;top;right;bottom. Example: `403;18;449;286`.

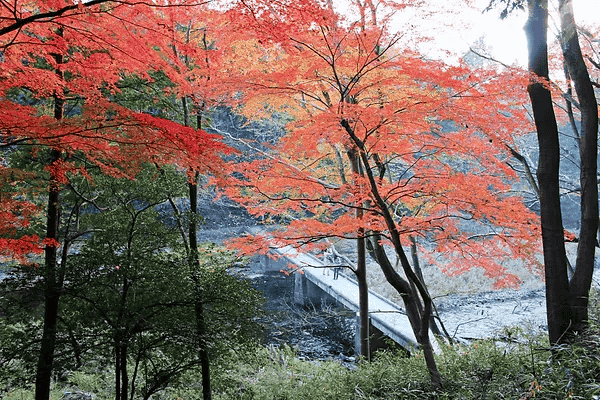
120;343;128;400
189;176;212;400
525;0;572;346
525;0;598;345
172;96;212;399
410;237;445;339
35;49;64;399
369;233;442;387
183;101;212;400
195;300;212;400
115;337;121;400
114;338;128;400
348;148;370;358
356;229;370;359
35;193;60;399
341;119;441;388
558;0;599;333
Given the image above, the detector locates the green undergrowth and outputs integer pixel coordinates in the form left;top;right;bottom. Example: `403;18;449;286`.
4;330;600;400
5;291;600;399
210;332;600;400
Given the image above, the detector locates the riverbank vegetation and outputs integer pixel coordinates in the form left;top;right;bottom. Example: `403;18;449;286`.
2;293;600;399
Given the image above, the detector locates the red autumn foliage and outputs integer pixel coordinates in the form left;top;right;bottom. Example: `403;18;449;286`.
221;0;541;289
0;0;231;261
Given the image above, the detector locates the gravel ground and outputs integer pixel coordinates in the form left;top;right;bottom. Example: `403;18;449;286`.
434;288;547;341
432;243;600;342
322;239;600;343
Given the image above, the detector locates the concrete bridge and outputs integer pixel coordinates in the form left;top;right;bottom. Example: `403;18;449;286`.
245;227;440;356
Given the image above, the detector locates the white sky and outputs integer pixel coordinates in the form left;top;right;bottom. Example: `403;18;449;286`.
391;0;599;67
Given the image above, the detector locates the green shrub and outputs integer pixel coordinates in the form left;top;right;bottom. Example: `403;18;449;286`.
5;289;600;400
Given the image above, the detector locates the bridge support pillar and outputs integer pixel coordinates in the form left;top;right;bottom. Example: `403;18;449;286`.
355;313;404;358
258;254;290;272
294;270;327;307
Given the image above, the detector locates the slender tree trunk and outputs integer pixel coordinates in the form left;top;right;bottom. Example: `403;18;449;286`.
356;229;370;359
525;0;573;345
115;338;129;400
341;119;441;388
35;48;64;399
115;337;121;400
347;148;370;358
184;102;212;400
35;178;60;399
371;234;442;387
410;237;446;339
558;0;599;333
195;299;212;400
189;176;212;400
120;343;128;400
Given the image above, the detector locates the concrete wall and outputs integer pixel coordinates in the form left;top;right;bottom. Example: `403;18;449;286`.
355;314;411;358
255;253;292;273
295;271;409;357
294;270;330;307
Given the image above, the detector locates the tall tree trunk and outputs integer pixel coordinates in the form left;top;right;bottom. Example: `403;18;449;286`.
185;102;212;400
35;49;64;400
525;0;573;345
120;342;128;400
195;299;211;400
525;0;598;344
558;0;599;333
115;336;121;400
114;338;129;400
347;148;370;359
189;175;212;400
35;167;61;400
410;236;446;339
368;233;442;387
356;231;370;359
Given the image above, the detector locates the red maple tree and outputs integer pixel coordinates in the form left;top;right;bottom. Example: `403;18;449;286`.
0;2;230;399
221;0;540;386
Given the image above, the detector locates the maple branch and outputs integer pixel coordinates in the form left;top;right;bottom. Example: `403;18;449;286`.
587;55;600;72
251;186;378;216
466;232;503;241
210;125;340;190
63;13;165;67
0;0;213;39
347;31;402;85
67;182;107;212
0;0;109;37
342;119;435;324
467;47;514;70
505;144;540;197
